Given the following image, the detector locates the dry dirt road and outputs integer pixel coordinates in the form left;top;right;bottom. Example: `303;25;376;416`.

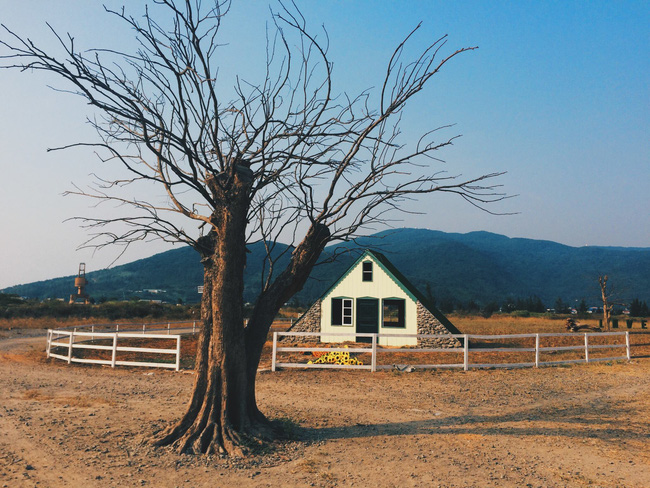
1;329;648;488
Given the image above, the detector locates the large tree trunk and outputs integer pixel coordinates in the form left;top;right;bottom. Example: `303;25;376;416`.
156;186;329;454
155;182;255;455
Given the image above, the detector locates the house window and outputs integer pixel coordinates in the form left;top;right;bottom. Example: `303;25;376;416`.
332;298;353;326
382;299;405;328
362;261;373;282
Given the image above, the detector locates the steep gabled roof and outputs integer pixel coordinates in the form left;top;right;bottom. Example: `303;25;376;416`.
319;249;461;335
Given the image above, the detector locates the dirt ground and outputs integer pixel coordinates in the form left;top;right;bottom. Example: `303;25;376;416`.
1;329;648;488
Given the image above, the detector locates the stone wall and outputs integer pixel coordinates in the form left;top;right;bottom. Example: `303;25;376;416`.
282;300;321;343
416;301;461;348
283;300;459;347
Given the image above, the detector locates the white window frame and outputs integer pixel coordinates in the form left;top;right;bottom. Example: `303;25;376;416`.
342;298;353;325
332;297;354;326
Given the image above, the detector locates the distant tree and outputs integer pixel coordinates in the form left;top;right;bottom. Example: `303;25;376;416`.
1;1;507;455
465;300;481;313
598;275;614;331
514;296;545;313
480;301;499;318
629;298;649;317
554;297;570;314
578;299;588;314
532;296;545;313
424;283;436;307
438;298;456;314
502;299;517;313
514;297;526;311
0;293;22;307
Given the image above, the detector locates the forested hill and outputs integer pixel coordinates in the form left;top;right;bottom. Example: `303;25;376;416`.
4;228;649;307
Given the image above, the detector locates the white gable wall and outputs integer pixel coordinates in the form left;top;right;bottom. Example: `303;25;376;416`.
320;254;417;346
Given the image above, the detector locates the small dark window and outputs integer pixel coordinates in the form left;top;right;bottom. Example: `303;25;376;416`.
332;298;353;326
382;299;405;328
362;261;373;282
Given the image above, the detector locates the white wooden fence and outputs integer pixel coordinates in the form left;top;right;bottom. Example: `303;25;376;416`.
271;331;632;372
44;318;297;372
45;321;198;371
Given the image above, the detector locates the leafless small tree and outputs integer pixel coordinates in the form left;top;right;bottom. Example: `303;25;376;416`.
598;275;617;331
1;1;508;455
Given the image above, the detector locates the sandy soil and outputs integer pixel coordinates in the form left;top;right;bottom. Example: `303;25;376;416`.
1;329;648;488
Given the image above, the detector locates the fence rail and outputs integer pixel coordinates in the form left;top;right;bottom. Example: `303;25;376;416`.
51;320;199;335
272;331;633;372
45;318;296;371
46;328;183;371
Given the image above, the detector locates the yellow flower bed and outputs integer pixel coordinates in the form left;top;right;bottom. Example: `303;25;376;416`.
308;345;363;365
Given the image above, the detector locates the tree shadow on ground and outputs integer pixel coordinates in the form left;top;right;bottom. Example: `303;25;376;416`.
293;400;648;445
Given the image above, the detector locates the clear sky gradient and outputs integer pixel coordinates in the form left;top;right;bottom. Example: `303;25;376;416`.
0;1;648;289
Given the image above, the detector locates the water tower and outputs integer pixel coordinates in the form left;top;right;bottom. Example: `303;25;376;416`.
69;263;91;304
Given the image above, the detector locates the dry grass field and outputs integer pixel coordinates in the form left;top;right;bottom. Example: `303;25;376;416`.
1;315;649;487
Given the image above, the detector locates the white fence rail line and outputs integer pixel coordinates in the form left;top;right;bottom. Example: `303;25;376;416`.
272;331;632;372
45;317;295;372
52;320;199;336
47;329;182;371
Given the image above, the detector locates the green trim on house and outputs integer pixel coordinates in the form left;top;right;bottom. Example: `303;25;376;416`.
369;251;462;335
319;250;414;301
296;249;462;334
314;249;461;335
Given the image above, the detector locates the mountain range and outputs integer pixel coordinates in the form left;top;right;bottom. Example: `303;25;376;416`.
4;228;649;308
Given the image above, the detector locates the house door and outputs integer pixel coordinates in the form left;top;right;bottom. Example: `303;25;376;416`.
356;298;379;342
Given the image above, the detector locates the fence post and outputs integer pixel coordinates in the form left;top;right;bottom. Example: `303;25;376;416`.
625;331;631;360
271;332;278;372
46;329;52;358
143;323;146;334
371;334;377;372
463;334;469;371
116;323;119;333
168;322;171;335
111;333;118;368
175;336;181;371
535;334;540;368
584;333;589;363
192;321;196;334
67;330;75;364
91;325;95;342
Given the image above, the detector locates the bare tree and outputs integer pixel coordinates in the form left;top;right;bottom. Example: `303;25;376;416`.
1;1;508;455
598;275;614;331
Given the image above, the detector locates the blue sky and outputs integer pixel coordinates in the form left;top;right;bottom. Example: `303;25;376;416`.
0;1;648;289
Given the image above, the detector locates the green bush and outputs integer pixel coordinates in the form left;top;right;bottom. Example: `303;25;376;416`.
0;299;199;321
511;310;531;318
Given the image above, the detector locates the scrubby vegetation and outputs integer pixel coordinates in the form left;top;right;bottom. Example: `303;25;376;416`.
1;291;645;333
0;293;199;322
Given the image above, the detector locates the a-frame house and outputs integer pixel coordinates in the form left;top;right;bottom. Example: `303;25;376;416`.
287;250;461;347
